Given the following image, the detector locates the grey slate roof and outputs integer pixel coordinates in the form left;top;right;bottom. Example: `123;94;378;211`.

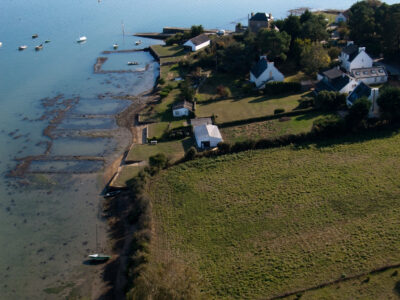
322;67;343;80
250;13;269;21
347;82;371;105
316;74;351;92
342;43;359;61
188;34;210;46
251;58;268;78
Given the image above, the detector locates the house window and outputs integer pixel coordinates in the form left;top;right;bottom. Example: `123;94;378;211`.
374;77;377;82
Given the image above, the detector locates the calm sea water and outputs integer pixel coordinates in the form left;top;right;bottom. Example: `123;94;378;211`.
0;0;398;298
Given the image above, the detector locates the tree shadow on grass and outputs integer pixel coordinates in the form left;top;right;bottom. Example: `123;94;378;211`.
393;280;400;296
248;93;297;103
182;137;195;151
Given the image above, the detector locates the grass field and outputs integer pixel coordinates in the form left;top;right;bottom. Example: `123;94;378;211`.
196;92;309;124
146;129;400;299
220;112;328;143
151;45;185;58
110;165;143;188
147;120;187;139
196;73;243;102
126;138;193;163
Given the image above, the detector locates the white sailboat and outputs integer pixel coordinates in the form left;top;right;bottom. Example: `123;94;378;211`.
77;36;87;43
88;225;110;262
0;42;3;47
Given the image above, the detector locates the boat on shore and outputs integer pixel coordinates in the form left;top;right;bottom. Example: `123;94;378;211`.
88;253;111;261
32;34;38;39
113;43;118;49
77;36;87;43
104;190;121;198
35;44;43;51
18;45;28;51
127;61;139;65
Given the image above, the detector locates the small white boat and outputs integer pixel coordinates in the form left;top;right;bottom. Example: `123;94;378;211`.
35;44;43;51
88;253;111;261
127;61;139;65
135;40;142;46
0;42;2;47
18;45;28;51
113;43;118;49
77;36;87;43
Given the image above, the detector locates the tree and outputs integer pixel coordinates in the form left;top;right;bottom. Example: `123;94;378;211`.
377;86;400;121
257;29;291;61
345;97;371;128
190;25;204;37
314;91;346;111
149;153;168;169
300;42;330;75
282;15;302;40
300;14;329;41
180;79;196;102
300;9;313;23
184;147;197;161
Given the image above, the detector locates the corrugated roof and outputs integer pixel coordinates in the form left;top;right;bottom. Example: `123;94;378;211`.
194;124;222;140
251;58;268;78
347;82;371;105
189;34;210;46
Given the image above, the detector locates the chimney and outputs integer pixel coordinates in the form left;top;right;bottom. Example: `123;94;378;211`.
358;47;366;53
347;41;354;46
269;13;272;19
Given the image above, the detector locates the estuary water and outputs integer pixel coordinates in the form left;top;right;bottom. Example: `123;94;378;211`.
0;0;398;298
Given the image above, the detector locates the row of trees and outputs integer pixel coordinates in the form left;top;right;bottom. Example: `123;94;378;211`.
347;0;400;60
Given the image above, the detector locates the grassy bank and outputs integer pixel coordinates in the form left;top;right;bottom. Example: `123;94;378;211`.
145;130;400;299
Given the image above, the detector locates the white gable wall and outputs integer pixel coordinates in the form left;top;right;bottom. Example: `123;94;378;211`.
349;51;373;71
339;77;358;94
250;62;284;88
184;40;210;52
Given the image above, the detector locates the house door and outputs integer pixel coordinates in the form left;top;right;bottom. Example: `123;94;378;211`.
201;141;210;149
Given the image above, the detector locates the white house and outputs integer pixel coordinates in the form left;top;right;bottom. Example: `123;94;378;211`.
335;11;348;24
172;101;193;117
194;124;222;149
339;41;373;72
250;56;284;88
183;34;210;52
316;66;358;94
350;67;388;85
347;82;380;117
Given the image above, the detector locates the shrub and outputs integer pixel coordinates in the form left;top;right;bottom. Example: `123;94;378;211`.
312;115;345;137
149;153;168;170
159;91;169;99
216;85;231;98
315;91;346;111
377;86;400;121
158;77;166;85
274;108;285;114
217;142;231;154
345;97;371;129
184;147;197;161
296;97;314;109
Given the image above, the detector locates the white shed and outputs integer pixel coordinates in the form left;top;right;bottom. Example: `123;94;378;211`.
183;34;211;52
194;124;222;149
250;56;284;88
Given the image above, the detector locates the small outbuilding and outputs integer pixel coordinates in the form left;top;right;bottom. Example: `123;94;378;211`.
183;34;210;52
250;56;284;88
172;101;194;117
335;11;349;24
194;124;223;149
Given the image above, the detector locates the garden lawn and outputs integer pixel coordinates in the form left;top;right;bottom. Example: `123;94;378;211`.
126;138;193;163
196;92;308;124
147;120;186;140
110;165;143;188
196;73;243;102
220;112;329;143
151;45;185;58
146;130;400;299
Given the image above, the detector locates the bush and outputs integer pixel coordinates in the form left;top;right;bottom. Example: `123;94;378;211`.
345;97;371;129
296;97;314;109
377;87;400;121
312;115;345;137
315;91;346;111
217;142;231;154
158;77;166;85
216;85;231;98
184;147;197;161
274;108;285;114
149;153;168;170
264;81;301;95
159;91;169;99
